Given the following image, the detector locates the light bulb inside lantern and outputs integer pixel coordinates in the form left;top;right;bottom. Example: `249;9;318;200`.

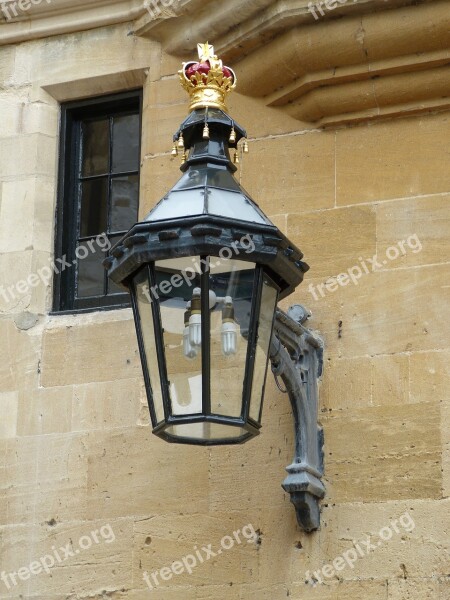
183;303;198;360
221;296;238;357
189;288;202;347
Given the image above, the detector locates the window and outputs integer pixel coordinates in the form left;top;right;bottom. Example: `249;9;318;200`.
53;90;142;313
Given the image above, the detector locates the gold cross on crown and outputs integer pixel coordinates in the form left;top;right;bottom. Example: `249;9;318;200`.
198;42;215;61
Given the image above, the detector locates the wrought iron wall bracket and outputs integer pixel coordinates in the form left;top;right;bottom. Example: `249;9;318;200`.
270;305;325;532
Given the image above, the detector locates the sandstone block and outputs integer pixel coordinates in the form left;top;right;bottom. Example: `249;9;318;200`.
242;131;335;215
72;378;144;433
0;391;18;439
0;133;57;180
323;402;442;502
336;112;450;205
40;317;141;387
16;385;72;437
86;426;209;520
287;205;377;279
298;264;450;357
376;194;450;269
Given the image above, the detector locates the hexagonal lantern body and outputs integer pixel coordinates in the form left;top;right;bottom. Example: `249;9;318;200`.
105;108;308;445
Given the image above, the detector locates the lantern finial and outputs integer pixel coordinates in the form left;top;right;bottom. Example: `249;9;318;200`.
179;42;237;113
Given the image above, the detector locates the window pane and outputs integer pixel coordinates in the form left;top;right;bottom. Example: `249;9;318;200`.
111;175;139;232
76;239;106;298
80;178;108;237
112;114;140;173
82;119;109;177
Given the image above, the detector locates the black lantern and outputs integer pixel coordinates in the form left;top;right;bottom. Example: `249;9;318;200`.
104;43;308;445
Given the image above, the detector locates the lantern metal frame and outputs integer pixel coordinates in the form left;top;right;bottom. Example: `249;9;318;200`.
130;258;279;446
104;104;326;530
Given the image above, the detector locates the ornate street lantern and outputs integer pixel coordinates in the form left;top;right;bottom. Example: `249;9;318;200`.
105;43;326;530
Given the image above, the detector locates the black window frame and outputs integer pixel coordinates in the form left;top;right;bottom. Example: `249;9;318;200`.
53;89;143;314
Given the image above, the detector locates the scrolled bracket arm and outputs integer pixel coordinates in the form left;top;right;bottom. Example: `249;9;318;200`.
270;305;325;532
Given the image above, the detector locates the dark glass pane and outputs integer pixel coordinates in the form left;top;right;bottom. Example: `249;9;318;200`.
172;167;241;192
111;175;139;232
112;114;140;173
76;239;106;298
81;119;109;176
108;279;126;295
80;178;108;237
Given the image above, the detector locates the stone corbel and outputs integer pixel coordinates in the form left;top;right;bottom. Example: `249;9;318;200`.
270;305;325;532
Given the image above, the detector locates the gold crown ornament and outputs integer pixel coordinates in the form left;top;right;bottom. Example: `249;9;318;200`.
179;42;237;112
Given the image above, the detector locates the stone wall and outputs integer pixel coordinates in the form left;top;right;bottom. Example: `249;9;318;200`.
0;8;449;600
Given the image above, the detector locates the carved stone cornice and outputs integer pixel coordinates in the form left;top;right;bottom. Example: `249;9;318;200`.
136;0;450;126
1;0;448;126
0;0;146;45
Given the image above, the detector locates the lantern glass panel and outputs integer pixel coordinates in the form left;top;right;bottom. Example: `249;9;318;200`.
148;190;205;221
165;423;248;441
249;275;279;423
155;257;203;416
134;267;165;424
209;259;256;418
208;189;269;224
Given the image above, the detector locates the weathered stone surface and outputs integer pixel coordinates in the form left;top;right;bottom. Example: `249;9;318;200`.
140;154;181;216
298;264;450;357
290;580;388;599
86;426;209;520
287;205;377;279
0;433;88;527
0;134;57;180
0;319;40;393
0;518;133;596
242;131;335;215
336;112;450;205
72;378;145;433
376;194;450;269
0;391;18;439
388;577;450;599
134;512;259;589
323;402;442;502
40;315;141;387
16;385;73;437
